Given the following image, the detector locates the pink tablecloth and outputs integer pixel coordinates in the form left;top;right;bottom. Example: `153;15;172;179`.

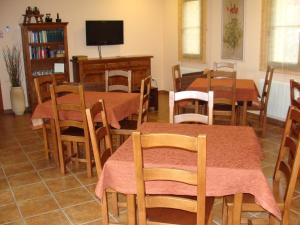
31;92;140;129
96;122;281;220
188;78;260;101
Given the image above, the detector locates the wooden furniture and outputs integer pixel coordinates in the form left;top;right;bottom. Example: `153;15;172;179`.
111;76;151;139
32;91;140;129
72;55;152;91
208;70;237;125
50;84;92;177
132;131;213;225
86;99;132;221
172;64;181;91
169;90;214;125
20;23;70;110
223;106;300;225
213;62;236;71
96;122;281;225
34;75;58;161
105;69;132;93
290;79;300;109
247;66;274;136
188;78;259;125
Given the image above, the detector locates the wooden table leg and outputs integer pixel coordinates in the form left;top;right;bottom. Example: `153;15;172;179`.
242;101;247;125
232;193;243;225
127;194;136;225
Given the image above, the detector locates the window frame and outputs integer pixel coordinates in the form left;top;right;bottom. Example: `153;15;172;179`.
178;0;207;63
260;0;300;74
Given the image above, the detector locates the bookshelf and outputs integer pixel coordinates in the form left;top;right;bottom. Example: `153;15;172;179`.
20;22;69;109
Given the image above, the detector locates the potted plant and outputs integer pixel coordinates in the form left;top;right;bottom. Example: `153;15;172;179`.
2;45;25;115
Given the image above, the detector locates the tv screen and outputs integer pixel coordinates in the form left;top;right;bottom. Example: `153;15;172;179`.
86;20;124;46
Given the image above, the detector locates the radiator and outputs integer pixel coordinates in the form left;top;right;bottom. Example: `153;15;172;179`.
259;79;290;121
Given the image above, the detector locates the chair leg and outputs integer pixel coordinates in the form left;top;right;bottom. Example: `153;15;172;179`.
58;141;66;175
101;191;109;225
111;192;119;217
85;141;92;177
261;112;267;137
50;119;59;164
222;198;229;225
127;194;136;225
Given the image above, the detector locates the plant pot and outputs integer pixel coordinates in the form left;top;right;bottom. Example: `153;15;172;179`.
10;86;25;115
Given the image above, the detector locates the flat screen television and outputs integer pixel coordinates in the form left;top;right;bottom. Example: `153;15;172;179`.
86;20;124;46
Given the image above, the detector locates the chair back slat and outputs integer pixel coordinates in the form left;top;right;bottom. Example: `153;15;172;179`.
105;69;132;93
169;90;214;125
86;100;113;177
137;75;151;128
132;131;207;225
260;66;274;109
34;75;57;104
213;62;236;72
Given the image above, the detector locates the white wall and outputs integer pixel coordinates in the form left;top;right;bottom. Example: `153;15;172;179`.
0;0;164;110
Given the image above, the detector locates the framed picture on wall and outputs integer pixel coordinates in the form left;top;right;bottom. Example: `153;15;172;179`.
221;0;244;60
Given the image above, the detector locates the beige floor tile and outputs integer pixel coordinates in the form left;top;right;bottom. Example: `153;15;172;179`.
39;168;70;180
25;210;70;225
0;153;28;166
54;187;93;208
83;219;102;225
75;172;98;185
0;203;21;224
64;201;101;224
32;159;57;170
27;151;48;162
13;182;49;202
0;177;9;191
0;190;14;206
3;162;34;176
18;195;59;218
4;220;24;225
0;168;5;178
8;172;41;187
22;144;44;153
46;176;81;193
18;138;42;146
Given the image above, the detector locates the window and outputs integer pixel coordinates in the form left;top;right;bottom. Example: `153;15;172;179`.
178;0;206;62
261;0;300;73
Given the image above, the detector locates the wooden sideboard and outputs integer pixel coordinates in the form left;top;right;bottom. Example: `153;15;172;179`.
72;55;153;91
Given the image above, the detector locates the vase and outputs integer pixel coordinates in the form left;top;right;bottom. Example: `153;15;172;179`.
10;86;25;115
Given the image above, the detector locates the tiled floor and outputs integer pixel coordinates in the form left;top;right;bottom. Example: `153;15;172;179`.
0;92;299;225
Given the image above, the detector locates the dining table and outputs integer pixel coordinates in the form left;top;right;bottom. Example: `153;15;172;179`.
31;91;140;129
95;122;281;225
187;78;260;125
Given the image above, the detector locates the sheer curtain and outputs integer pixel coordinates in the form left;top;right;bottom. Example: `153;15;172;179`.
178;0;206;62
261;0;300;74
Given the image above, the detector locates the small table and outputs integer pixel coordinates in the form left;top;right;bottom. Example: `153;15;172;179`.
187;78;260;125
31;91;140;129
96;122;281;225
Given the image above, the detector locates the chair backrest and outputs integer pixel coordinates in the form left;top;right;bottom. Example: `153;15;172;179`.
273;106;300;222
290;79;300;109
213;62;236;72
260;66;274;113
86;99;113;177
169;90;214;125
172;64;182;91
105;69;132;93
137;75;152;128
132;131;207;225
50;84;89;140
208;70;236;125
34;75;57;104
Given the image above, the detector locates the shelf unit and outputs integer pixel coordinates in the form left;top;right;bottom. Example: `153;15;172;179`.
20;22;69;110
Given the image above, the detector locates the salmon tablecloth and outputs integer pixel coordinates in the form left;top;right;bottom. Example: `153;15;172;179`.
96;122;281;220
187;78;260;101
31;92;140;129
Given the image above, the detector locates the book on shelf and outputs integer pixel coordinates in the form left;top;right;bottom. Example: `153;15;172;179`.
28;30;64;43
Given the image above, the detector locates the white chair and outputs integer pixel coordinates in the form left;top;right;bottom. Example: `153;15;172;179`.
105;69;132;93
169;90;214;125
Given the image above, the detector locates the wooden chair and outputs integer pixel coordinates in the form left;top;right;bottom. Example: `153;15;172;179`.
105;69;132;93
34;75;58;162
86;99;131;222
132;131;213;225
50;84;93;177
172;64;182;92
169;90;214;125
223;106;300;225
290;79;300;109
208;70;237;125
213;62;236;72
110;75;151;139
247;66;274;136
